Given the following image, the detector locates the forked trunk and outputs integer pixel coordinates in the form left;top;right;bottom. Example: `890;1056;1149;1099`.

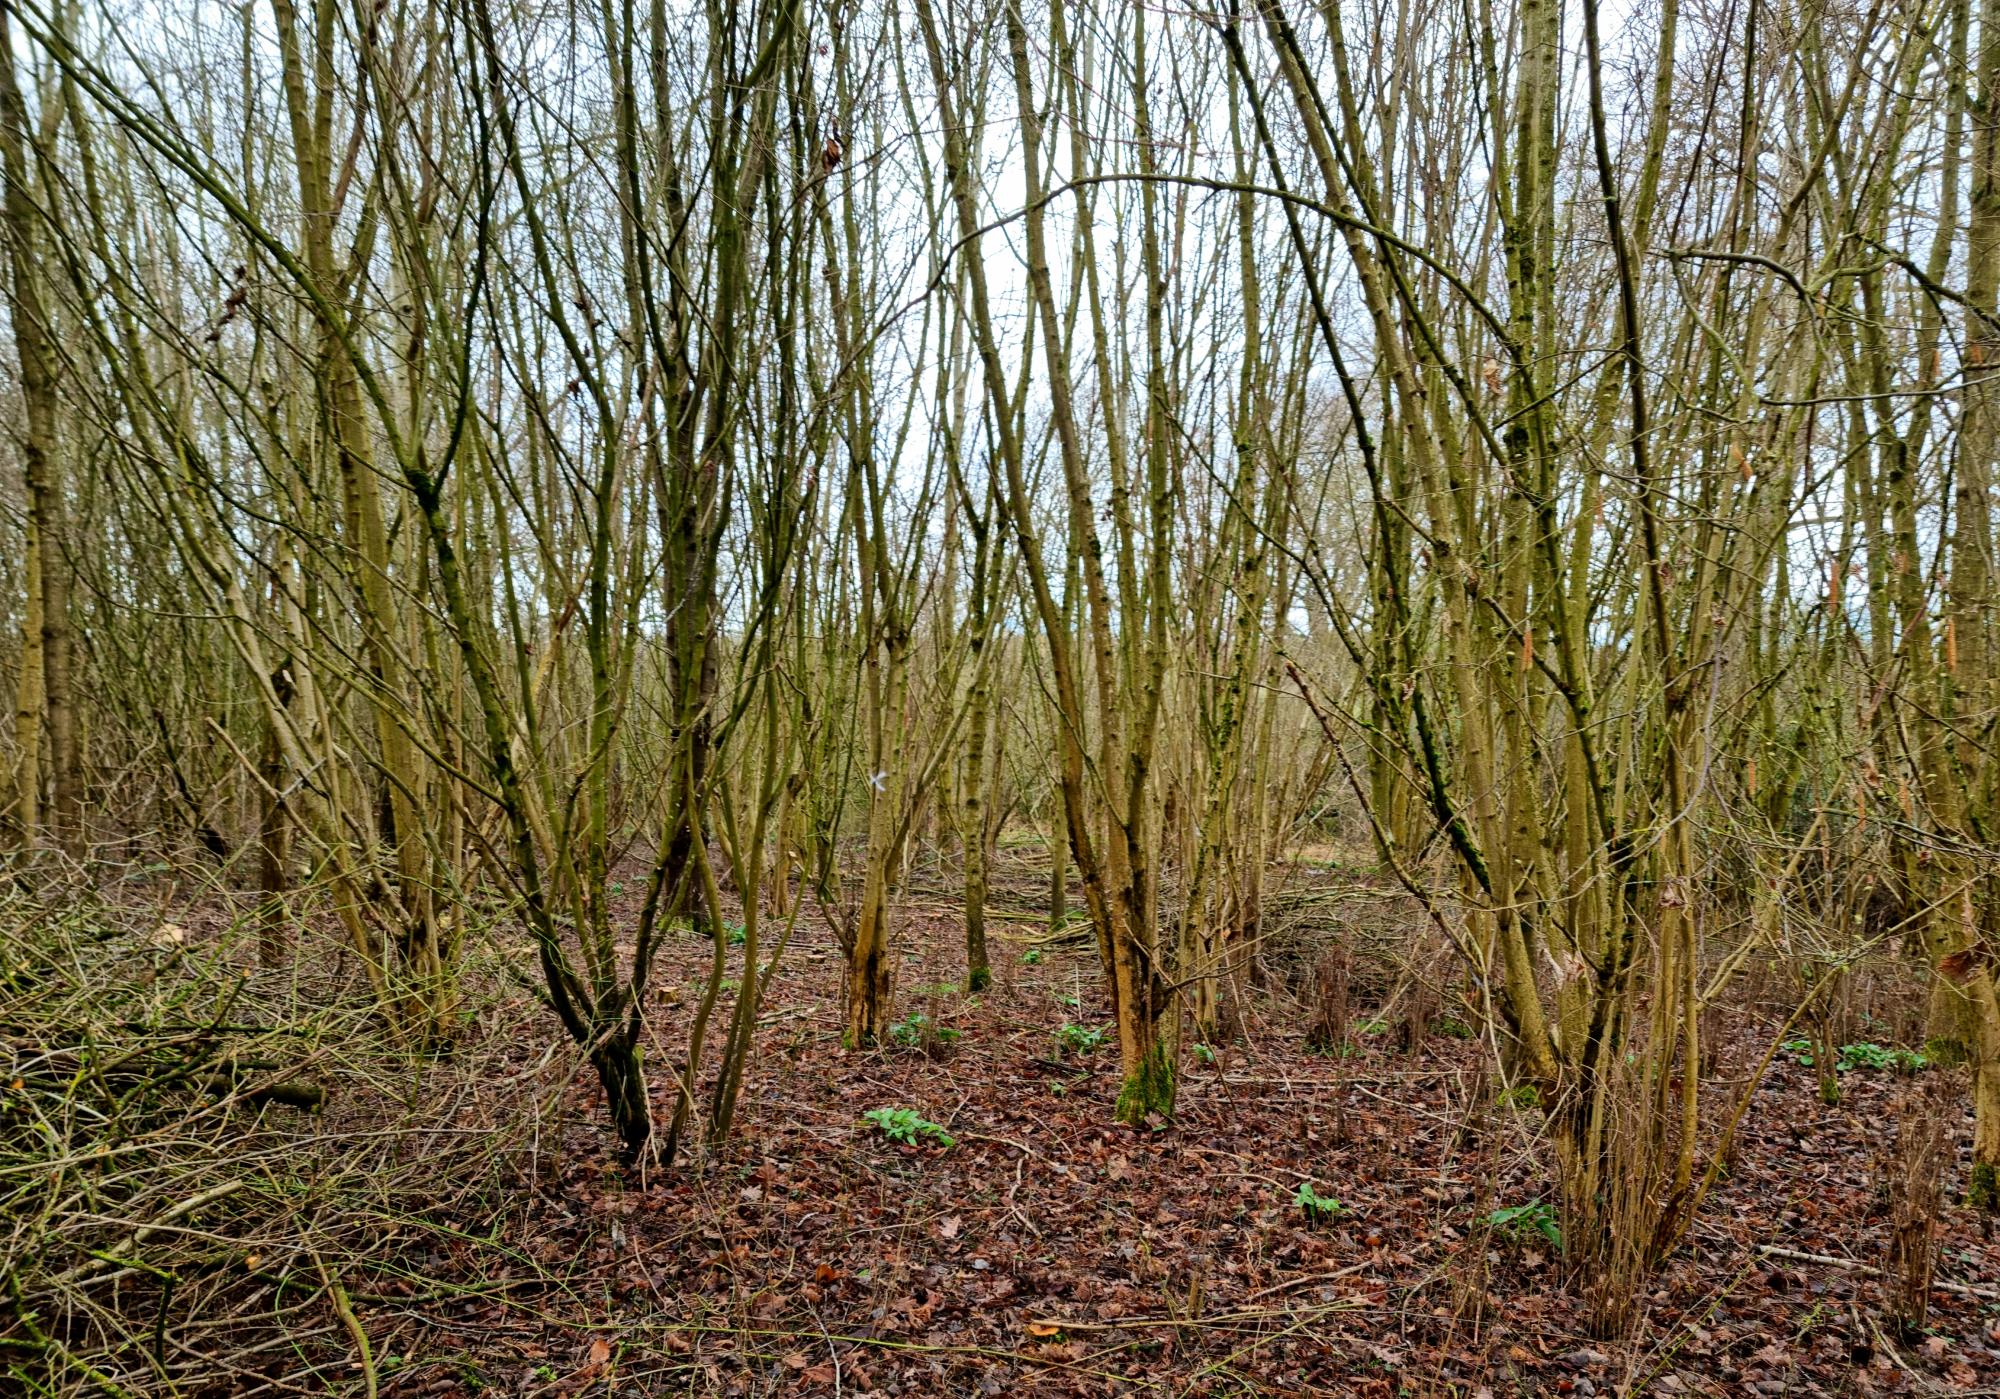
845;861;896;1047
592;1033;651;1161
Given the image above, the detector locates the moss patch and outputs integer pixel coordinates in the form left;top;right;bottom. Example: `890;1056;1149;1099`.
1970;1161;1999;1212
1114;1038;1176;1123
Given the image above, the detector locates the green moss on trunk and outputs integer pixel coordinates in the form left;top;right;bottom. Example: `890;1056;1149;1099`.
1114;1039;1176;1123
1970;1161;1999;1212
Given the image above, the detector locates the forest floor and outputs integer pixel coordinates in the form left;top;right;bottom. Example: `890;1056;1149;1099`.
12;848;2000;1397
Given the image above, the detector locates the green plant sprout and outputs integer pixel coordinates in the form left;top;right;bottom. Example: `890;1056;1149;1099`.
1055;1023;1107;1054
1488;1198;1561;1247
862;1107;954;1148
1294;1181;1348;1224
1782;1039;1927;1074
889;1012;961;1048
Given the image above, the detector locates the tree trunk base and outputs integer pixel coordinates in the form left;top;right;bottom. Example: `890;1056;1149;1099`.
1970;1162;2000;1212
1114;1040;1176;1123
593;1039;652;1161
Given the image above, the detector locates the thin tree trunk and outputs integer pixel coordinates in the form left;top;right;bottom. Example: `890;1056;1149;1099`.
0;5;59;853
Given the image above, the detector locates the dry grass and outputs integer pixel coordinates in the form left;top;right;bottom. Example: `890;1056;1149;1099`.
0;871;571;1395
1882;1071;1952;1335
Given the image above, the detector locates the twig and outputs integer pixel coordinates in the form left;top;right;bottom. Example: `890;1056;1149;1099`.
314;1253;378;1399
1006;1153;1042;1239
1240;1257;1380;1304
1756;1244;2000;1301
54;1178;248;1283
